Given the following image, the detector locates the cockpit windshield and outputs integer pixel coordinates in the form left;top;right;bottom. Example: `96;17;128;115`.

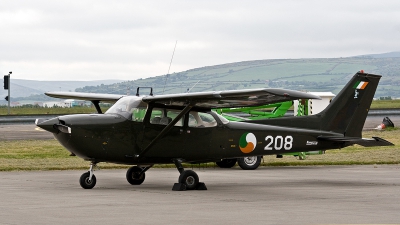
105;96;147;121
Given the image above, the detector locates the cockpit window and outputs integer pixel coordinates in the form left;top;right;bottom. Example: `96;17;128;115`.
150;108;183;127
105;96;147;121
131;108;147;122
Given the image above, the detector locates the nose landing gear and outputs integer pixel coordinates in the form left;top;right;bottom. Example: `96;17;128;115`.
79;162;98;189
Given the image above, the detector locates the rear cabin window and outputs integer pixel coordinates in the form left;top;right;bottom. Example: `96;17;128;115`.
188;111;217;128
149;108;183;127
148;108;219;128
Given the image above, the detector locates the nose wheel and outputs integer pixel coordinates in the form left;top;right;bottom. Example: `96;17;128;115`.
79;163;97;189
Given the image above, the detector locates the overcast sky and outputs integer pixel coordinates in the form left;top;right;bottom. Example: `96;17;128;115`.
1;0;400;81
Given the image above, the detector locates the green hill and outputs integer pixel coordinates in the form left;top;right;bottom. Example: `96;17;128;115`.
76;55;400;98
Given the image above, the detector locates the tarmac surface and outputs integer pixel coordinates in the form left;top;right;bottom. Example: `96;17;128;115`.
0;124;54;140
1;117;400;224
1;166;400;224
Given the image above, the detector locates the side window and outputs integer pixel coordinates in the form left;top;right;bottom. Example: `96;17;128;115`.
166;110;183;127
188;114;198;127
150;109;163;124
149;108;183;127
188;111;217;128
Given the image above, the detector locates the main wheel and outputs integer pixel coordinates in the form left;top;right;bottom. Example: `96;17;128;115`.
238;156;261;170
216;158;237;168
178;170;199;190
79;172;97;189
126;166;146;185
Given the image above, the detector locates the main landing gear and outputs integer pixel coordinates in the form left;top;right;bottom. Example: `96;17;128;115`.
78;161;207;191
172;159;207;191
126;165;152;185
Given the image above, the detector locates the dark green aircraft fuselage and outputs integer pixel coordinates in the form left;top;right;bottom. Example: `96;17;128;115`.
41;112;344;165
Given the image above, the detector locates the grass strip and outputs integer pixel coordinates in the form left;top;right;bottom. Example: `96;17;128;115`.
0;130;399;171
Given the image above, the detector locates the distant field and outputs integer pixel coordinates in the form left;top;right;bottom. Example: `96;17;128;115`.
370;100;400;109
73;57;400;97
0;129;398;171
5;56;400;103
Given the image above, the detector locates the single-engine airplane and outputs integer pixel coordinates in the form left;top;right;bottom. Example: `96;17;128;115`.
36;72;393;191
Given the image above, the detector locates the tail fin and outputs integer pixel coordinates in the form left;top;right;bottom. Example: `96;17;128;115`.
248;71;381;138
318;72;381;137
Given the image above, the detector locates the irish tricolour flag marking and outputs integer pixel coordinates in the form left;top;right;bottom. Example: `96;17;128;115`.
353;81;369;90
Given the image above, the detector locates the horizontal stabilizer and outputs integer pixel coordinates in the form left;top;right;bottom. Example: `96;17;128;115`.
318;136;394;147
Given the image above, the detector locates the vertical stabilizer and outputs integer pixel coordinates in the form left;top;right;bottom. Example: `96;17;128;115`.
319;72;381;137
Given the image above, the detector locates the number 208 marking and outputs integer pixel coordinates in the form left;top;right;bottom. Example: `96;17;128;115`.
264;135;293;150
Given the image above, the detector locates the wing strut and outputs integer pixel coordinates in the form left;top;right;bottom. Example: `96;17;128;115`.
136;103;194;159
91;100;102;114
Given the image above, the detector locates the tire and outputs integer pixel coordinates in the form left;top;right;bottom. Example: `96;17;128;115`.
238;156;261;170
79;172;97;189
126;166;145;185
216;158;237;168
178;170;199;190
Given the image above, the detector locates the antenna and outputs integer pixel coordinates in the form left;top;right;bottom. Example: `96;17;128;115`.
187;80;200;93
162;40;177;94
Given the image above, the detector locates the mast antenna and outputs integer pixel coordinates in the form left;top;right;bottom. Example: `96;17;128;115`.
187;80;200;93
162;40;177;94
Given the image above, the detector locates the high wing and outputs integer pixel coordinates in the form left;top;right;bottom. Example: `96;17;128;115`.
45;91;126;102
46;88;321;109
142;88;321;109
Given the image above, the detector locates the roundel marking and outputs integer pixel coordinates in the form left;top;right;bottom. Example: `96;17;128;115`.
239;133;257;153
